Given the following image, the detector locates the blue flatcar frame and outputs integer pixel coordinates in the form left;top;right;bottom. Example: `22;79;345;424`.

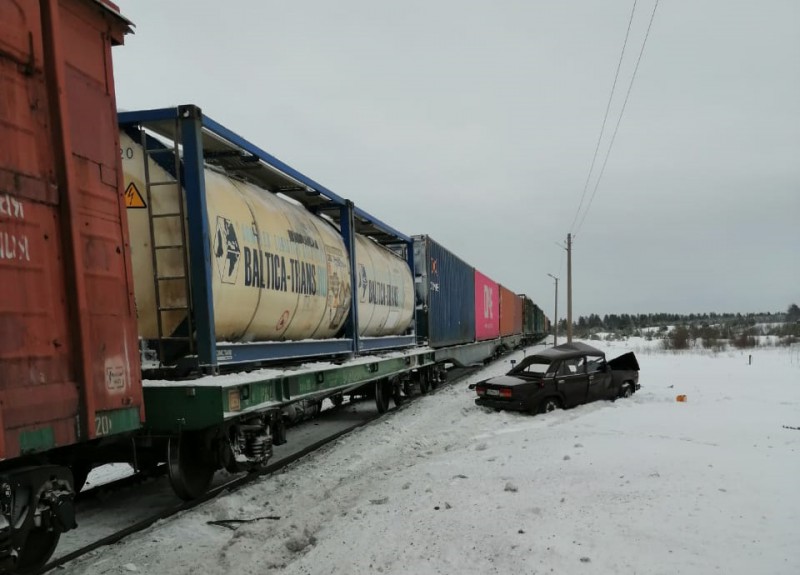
118;105;416;371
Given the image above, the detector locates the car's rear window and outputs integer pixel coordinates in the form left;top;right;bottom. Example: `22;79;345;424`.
509;358;552;376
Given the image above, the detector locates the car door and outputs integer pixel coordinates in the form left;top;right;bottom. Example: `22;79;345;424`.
555;357;589;407
586;355;613;402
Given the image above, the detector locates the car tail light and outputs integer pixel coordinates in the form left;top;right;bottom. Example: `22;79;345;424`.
476;386;486;396
500;388;512;398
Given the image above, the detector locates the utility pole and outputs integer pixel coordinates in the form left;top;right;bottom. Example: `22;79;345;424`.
567;233;573;343
547;273;559;346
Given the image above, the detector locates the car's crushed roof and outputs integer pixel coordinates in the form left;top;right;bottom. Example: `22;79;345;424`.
532;342;605;360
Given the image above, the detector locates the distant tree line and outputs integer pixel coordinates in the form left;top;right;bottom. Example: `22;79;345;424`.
555;304;800;350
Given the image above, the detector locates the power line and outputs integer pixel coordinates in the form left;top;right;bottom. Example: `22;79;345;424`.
569;0;639;235
575;0;660;236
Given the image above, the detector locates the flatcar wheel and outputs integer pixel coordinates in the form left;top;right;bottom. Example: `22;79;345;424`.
430;368;440;390
392;383;404;407
167;431;215;501
374;379;391;414
14;527;60;575
419;371;430;394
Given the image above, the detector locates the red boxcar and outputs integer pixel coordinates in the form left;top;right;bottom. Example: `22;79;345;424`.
0;0;137;570
499;285;523;336
474;269;499;341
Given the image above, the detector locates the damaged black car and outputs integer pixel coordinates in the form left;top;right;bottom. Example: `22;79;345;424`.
473;342;640;414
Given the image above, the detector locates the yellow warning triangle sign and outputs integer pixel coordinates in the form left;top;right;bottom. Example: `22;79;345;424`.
124;182;146;208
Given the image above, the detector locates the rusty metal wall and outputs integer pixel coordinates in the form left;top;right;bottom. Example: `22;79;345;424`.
0;0;140;460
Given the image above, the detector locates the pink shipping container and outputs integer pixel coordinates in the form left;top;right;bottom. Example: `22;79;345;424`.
499;285;523;336
474;270;499;341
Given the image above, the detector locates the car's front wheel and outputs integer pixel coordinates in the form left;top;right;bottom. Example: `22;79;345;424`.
538;397;561;414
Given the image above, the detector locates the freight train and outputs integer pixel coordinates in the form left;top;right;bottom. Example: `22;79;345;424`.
0;1;548;572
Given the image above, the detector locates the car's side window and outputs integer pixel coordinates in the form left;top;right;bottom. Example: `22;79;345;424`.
559;358;583;375
586;357;605;373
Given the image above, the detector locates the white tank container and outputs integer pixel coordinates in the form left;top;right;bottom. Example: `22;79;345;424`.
121;132;414;344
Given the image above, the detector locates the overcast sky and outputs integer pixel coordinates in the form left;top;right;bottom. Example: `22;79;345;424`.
113;1;799;319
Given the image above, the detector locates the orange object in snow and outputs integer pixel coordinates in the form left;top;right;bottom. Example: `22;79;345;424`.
676;395;688;402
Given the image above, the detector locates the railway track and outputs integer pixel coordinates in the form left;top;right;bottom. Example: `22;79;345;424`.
37;368;478;574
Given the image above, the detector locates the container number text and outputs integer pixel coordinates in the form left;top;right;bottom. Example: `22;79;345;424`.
95;414;113;437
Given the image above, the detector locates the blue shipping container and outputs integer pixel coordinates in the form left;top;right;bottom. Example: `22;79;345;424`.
413;235;475;348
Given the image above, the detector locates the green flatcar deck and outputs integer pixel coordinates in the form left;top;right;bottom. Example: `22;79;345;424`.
142;349;436;433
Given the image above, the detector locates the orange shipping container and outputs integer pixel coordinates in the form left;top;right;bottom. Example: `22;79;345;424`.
499;285;523;337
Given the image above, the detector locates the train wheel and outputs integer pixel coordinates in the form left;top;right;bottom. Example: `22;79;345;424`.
392;382;404;407
272;417;288;446
374;379;391;413
13;527;60;575
429;368;440;390
167;431;215;501
419;370;430;394
331;393;344;407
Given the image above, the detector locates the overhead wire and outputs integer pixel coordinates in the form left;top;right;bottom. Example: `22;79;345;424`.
574;0;660;236
569;0;639;235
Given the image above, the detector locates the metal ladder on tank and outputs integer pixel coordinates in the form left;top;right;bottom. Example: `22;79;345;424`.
140;125;194;365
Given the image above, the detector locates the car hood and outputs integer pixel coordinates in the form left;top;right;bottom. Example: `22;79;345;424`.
482;374;528;387
608;351;640;371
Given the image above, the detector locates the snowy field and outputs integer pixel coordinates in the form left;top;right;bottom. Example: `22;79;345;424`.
62;339;800;575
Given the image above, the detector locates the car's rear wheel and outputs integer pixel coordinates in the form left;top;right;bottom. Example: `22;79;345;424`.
538;397;561;414
621;383;634;398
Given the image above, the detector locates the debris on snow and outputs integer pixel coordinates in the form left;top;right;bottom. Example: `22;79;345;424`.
285;528;317;553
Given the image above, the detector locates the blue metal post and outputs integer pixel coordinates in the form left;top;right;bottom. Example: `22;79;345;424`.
340;200;359;354
179;105;217;371
405;239;416;336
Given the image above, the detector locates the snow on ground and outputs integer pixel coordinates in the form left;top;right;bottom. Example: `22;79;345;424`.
62;340;800;575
